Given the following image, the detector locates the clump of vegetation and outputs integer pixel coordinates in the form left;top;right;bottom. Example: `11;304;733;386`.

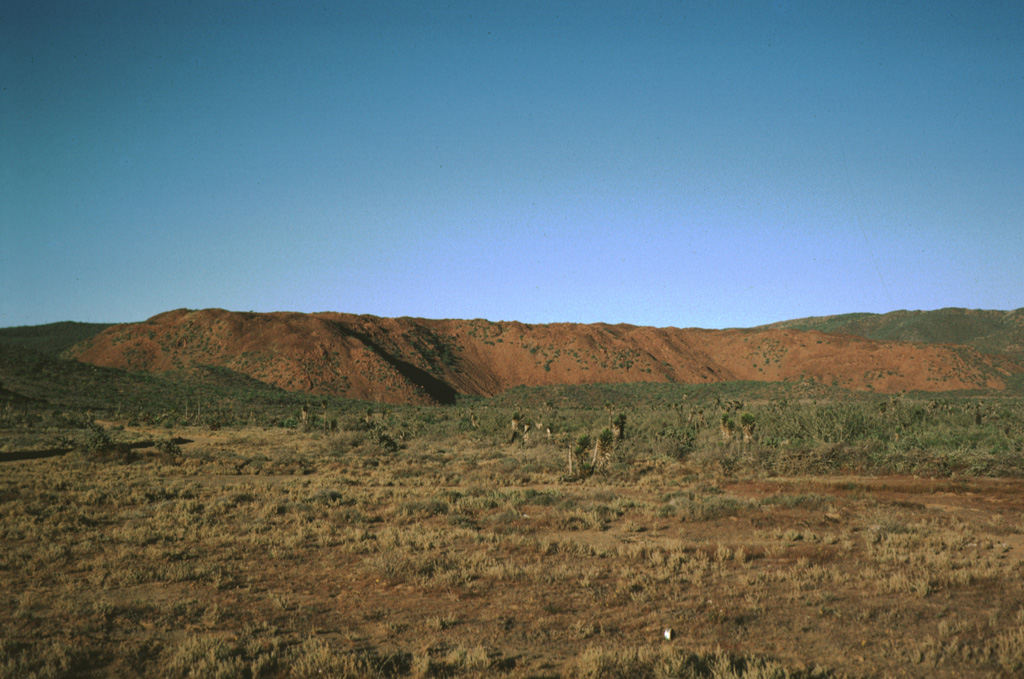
155;436;182;457
84;422;115;454
366;418;399;453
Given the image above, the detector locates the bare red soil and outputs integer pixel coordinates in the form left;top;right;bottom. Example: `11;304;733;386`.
68;308;1022;404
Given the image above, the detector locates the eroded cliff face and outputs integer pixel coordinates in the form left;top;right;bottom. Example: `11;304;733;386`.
68;308;1022;404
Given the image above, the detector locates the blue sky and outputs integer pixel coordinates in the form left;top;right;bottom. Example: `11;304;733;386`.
3;1;1022;329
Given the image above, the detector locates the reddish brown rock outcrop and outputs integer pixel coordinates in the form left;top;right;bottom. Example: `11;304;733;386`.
68;308;1022;404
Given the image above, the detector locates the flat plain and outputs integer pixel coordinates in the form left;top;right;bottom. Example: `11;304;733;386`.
3;397;1024;679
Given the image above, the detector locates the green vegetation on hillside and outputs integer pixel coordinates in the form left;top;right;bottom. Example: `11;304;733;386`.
3;339;1024;478
0;342;370;432
0;321;111;356
766;307;1024;361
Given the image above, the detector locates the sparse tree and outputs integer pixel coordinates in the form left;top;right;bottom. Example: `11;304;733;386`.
689;407;707;428
592;428;614;471
612;413;627;441
720;414;735;442
741;412;756;442
569;434;592;477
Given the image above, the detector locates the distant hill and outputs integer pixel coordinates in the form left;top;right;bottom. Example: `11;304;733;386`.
64;308;1023;405
761;308;1024;362
0;321;111;357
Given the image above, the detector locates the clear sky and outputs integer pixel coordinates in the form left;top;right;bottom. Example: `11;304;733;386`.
3;1;1022;329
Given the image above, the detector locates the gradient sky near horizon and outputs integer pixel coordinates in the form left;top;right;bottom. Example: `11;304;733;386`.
3;1;1022;329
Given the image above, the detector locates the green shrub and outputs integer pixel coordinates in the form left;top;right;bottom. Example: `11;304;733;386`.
84;423;114;453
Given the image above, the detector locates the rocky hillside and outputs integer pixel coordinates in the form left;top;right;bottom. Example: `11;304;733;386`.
66;308;1023;404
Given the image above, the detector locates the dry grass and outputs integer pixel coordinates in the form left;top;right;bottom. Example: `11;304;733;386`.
2;423;1024;678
